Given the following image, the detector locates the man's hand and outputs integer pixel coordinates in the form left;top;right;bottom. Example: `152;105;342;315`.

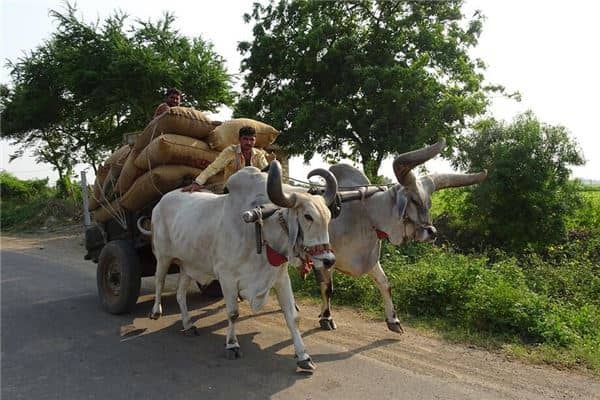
153;103;170;118
197;159;212;169
266;152;277;163
182;182;204;192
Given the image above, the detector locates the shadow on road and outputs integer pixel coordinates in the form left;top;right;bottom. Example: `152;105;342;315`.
2;250;400;399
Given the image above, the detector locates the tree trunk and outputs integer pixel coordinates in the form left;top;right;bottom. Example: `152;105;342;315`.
360;151;384;183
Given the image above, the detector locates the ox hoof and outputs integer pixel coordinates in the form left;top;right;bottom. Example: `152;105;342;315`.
182;326;199;336
148;311;161;320
319;318;337;331
224;347;242;360
296;357;316;372
386;321;404;334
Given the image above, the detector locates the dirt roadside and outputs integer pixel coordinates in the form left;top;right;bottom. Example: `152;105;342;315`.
2;228;599;399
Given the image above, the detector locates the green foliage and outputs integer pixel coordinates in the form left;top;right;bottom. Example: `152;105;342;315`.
1;3;233;176
237;0;507;179
448;112;585;252
0;172;50;200
568;190;600;238
289;238;600;371
0;172;81;230
1;197;81;231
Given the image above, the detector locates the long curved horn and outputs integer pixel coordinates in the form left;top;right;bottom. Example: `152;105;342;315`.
307;168;338;206
428;170;488;191
393;139;446;186
267;160;297;208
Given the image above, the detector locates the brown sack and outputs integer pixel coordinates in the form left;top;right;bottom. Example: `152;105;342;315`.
88;165;110;211
207;118;280;151
106;144;131;166
115;149;144;195
120;165;223;211
89;145;132;208
133;134;219;170
133;107;219;153
91;199;123;223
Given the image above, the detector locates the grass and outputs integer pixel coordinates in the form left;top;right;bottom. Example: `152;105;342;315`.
1;197;82;232
290;240;600;375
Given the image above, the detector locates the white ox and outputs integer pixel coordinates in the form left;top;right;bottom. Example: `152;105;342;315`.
309;139;487;332
144;161;337;370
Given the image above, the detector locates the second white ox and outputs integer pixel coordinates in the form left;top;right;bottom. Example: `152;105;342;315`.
309;139;487;333
145;161;337;370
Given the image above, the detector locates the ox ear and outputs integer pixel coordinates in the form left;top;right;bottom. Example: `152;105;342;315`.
394;190;408;219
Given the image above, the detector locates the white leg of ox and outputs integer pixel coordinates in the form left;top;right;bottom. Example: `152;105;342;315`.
221;279;242;360
314;268;336;330
176;273;196;335
150;256;170;320
368;262;403;334
273;271;316;371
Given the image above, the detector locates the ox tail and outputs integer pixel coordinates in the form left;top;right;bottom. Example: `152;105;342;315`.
137;216;152;236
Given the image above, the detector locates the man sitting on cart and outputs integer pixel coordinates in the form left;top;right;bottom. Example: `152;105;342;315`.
153;87;182;118
182;126;271;192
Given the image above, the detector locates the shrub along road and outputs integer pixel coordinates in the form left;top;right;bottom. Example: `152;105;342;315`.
1;232;598;400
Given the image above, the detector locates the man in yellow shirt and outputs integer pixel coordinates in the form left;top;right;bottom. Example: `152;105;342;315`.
182;126;270;192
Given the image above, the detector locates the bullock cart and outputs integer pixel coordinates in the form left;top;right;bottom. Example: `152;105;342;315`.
82;148;289;315
82;174;227;315
82;112;286;314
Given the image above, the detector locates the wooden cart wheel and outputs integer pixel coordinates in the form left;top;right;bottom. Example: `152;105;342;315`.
97;240;141;314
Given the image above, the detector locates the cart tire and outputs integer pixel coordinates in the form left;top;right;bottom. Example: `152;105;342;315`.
97;240;141;314
197;280;223;298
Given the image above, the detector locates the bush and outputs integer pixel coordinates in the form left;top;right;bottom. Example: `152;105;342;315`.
1;196;82;231
0;172;81;230
0;171;49;200
290;241;600;371
463;261;549;342
451;112;585;252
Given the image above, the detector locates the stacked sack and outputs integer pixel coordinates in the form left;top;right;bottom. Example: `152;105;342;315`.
90;107;280;223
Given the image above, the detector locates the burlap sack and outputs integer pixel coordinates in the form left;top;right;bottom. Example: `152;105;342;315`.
91;199;123;223
115;149;145;195
89;145;132;208
207;118;280;151
133;134;219;170
88;165;110;211
106;144;131;166
120;165;224;211
133;107;220;153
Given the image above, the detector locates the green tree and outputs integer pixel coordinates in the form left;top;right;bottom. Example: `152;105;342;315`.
236;0;508;179
450;112;585;252
1;3;233;193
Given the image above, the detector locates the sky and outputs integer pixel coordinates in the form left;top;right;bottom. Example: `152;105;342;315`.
1;0;599;184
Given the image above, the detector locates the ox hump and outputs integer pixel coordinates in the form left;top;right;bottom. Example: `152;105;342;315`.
226;167;269;204
330;163;370;186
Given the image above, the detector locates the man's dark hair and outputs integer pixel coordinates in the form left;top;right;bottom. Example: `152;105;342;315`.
239;126;257;137
166;87;181;97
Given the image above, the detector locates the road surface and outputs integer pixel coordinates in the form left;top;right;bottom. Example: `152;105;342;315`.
1;232;598;399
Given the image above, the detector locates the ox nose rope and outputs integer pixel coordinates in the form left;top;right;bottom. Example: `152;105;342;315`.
247;207;331;279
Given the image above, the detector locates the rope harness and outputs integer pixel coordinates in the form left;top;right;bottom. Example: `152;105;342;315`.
247;207;331;279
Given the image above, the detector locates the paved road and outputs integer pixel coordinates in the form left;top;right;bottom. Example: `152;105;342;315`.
2;248;599;400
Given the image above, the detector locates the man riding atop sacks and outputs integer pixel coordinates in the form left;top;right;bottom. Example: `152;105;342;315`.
182;126;272;192
153;87;182;118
